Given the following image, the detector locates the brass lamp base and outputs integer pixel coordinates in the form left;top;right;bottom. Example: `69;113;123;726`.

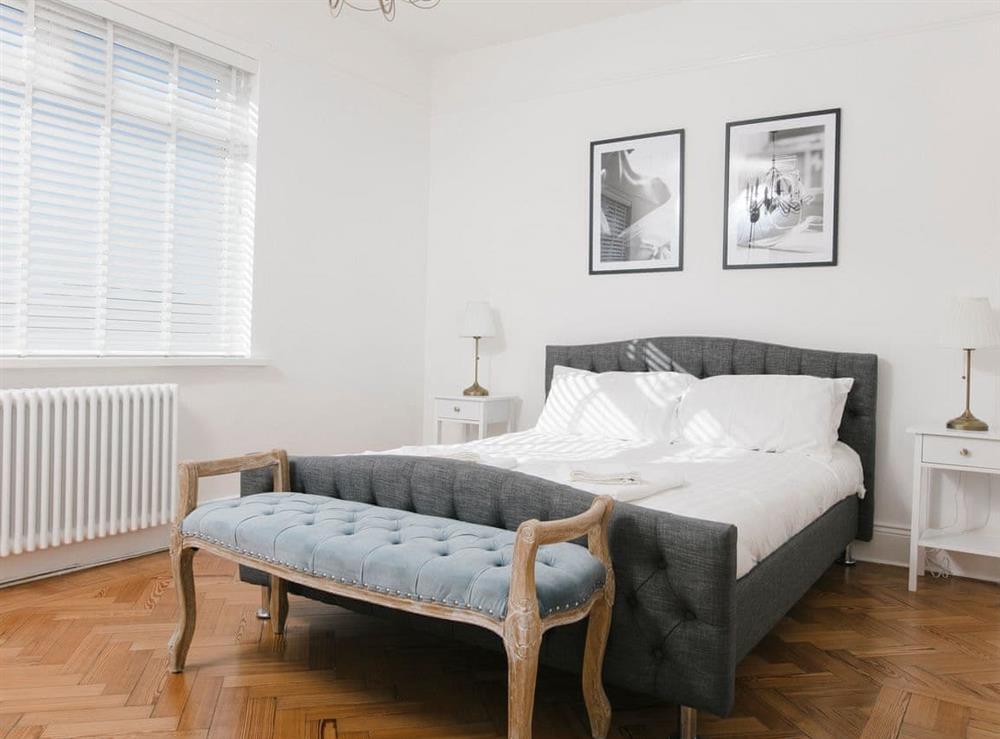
463;335;489;396
947;348;990;432
946;410;989;432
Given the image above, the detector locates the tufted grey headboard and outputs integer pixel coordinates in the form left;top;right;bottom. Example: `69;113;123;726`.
545;336;877;541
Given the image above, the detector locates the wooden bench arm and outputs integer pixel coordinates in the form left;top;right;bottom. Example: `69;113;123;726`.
532;497;613;546
508;496;615;620
188;450;289;479
175;449;289;524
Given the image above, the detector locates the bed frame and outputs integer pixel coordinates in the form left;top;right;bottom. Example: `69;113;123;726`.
239;336;877;736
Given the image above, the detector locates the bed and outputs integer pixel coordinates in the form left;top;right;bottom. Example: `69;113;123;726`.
239;336;877;724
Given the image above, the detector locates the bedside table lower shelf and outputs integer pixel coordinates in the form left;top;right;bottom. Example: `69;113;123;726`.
918;528;1000;558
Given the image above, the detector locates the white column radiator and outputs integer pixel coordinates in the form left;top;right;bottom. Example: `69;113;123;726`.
0;384;178;557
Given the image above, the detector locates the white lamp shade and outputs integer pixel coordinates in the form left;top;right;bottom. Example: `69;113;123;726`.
460;301;496;338
942;297;1000;349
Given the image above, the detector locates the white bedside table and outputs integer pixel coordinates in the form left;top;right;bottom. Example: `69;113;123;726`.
434;395;515;443
907;425;1000;591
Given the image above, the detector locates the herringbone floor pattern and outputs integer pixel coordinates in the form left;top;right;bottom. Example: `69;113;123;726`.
0;553;997;738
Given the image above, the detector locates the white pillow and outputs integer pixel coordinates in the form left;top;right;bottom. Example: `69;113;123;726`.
676;374;853;458
536;366;695;441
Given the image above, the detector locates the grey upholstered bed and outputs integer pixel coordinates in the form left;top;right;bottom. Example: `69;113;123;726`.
240;336;877;721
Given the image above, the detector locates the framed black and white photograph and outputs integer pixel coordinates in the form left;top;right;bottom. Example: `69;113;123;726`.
723;108;840;269
590;129;684;275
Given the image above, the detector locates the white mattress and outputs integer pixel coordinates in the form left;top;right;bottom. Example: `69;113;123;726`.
382;431;865;578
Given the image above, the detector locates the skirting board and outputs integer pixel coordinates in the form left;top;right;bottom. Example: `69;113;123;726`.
0;494;241;587
0;525;169;587
855;524;1000;584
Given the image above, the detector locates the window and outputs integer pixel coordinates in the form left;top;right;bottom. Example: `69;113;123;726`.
0;0;257;357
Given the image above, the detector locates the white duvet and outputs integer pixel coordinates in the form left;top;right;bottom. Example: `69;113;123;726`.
381;430;864;578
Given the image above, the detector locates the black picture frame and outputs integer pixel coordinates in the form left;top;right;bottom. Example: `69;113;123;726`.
722;108;840;270
589;128;685;275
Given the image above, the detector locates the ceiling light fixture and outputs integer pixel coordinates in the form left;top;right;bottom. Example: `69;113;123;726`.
329;0;440;22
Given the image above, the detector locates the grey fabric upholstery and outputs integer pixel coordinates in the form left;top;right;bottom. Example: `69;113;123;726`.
182;492;605;620
545;336;877;540
242;455;740;716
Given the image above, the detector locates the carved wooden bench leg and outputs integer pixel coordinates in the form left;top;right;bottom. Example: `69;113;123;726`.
582;594;613;738
167;544;197;673
270;575;288;635
503;607;542;739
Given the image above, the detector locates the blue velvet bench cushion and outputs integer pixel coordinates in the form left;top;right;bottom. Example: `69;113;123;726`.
181;492;607;620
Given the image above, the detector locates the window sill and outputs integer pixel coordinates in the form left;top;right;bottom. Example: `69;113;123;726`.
0;356;270;370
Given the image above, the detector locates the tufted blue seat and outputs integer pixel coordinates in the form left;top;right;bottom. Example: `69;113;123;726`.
182;492;607;620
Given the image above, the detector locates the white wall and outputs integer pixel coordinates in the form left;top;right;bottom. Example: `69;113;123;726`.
423;2;1000;578
1;1;432;582
5;0;999;585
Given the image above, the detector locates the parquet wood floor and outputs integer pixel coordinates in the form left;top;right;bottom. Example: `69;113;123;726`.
0;553;997;738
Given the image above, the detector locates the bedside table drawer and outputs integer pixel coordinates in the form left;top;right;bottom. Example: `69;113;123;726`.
435;399;481;422
923;435;1000;469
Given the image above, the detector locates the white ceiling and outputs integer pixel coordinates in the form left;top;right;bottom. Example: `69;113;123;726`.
337;0;675;58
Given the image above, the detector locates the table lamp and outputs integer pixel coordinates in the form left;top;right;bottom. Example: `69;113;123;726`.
942;296;1000;431
460;301;496;396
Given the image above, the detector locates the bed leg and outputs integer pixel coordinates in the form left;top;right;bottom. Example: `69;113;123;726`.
837;543;857;566
256;583;271;619
677;705;698;739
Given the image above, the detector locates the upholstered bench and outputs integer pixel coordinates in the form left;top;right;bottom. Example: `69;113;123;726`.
167;450;615;739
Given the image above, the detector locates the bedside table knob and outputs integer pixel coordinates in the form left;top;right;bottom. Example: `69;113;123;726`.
959;448;971;457
453;406;461;413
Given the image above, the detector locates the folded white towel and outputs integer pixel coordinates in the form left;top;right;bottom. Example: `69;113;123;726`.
569;469;642;485
441;451;481;463
558;464;685;502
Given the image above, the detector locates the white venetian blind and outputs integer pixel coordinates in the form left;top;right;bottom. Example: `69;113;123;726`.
0;0;257;357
